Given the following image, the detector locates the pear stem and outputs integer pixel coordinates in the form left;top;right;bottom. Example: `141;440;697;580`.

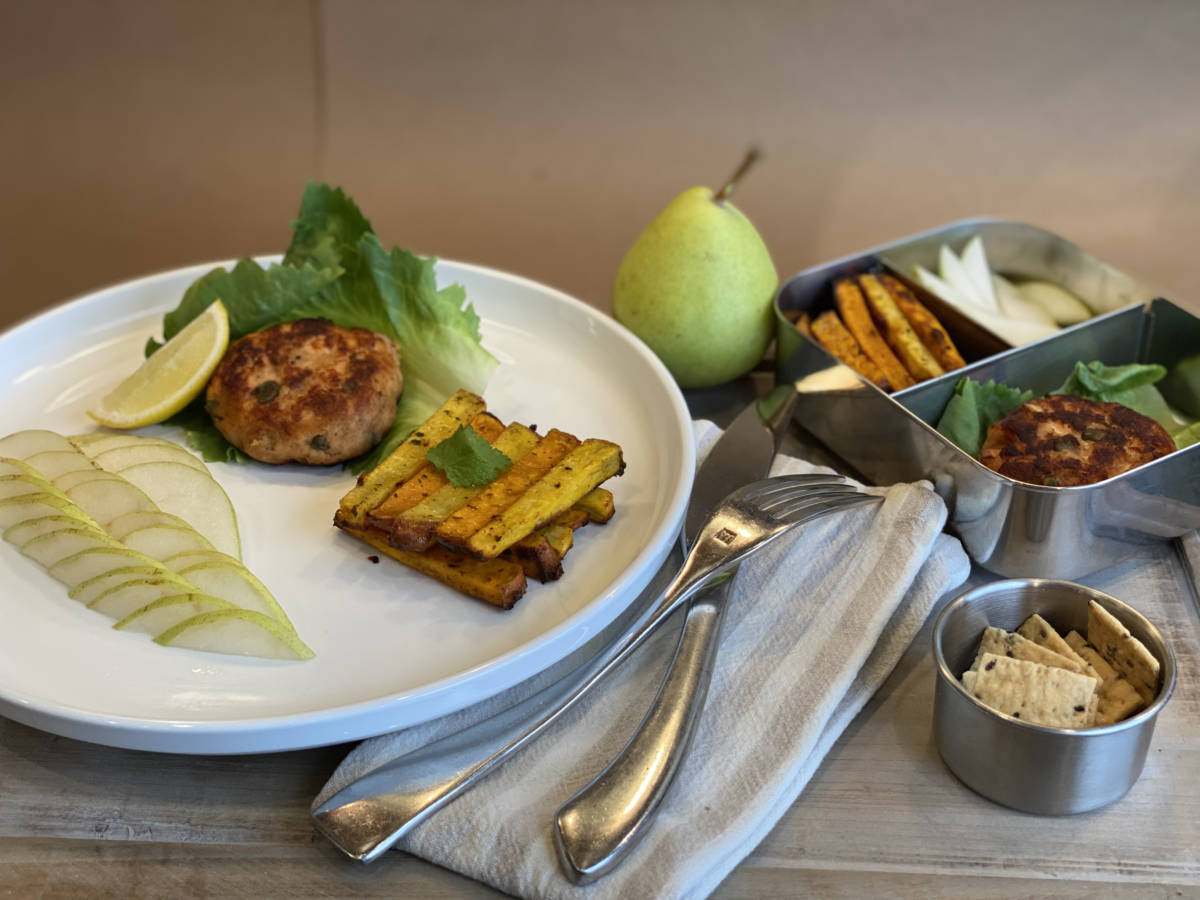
712;147;761;204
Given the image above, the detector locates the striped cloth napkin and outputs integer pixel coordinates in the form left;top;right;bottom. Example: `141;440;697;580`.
315;420;971;899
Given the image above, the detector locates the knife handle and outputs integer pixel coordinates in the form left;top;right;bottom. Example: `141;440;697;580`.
553;583;728;883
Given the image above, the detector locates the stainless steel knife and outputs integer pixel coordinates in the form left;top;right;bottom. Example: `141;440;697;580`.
552;383;798;883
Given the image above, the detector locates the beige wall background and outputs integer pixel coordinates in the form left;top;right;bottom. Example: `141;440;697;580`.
2;0;1199;332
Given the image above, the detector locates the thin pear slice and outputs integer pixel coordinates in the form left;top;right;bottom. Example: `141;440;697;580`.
0;475;54;501
71;433;181;457
49;546;166;591
106;509;197;540
0;493;95;529
0;458;41;477
4;515;93;547
68;564;165;604
172;561;293;629
154;609;314;660
115;461;240;558
113;593;235;634
23;450;101;481
53;469;125;492
0;430;77;459
88;576;198;620
120;524;214;560
21;526;125;568
91;443;208;474
62;478;158;527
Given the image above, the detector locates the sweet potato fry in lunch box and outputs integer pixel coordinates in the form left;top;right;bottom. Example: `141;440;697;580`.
810;310;891;390
339;390;486;526
880;273;966;372
857;273;945;382
834;279;915;390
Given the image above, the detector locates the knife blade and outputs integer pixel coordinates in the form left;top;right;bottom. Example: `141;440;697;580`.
552;383;798;883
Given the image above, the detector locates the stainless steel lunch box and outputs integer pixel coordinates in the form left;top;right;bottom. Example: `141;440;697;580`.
774;218;1200;579
932;579;1176;815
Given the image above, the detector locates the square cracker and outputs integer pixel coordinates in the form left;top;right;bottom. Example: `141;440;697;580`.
1097;677;1145;725
1066;630;1117;683
977;627;1093;679
1087;600;1160;705
1066;628;1146;724
963;653;1097;728
1017;614;1101;681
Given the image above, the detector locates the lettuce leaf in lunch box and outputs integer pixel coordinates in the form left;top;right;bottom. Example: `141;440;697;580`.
935;377;1033;457
1051;361;1178;435
148;183;498;472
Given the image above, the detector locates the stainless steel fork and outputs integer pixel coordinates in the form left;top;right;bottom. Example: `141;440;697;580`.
312;475;877;863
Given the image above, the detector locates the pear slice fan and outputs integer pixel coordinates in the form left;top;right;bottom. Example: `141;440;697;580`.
0;430;312;661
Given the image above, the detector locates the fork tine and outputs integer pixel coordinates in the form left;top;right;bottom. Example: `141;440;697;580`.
756;484;857;513
739;475;846;504
770;492;879;525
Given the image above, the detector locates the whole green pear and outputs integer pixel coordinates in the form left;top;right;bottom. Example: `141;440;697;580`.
613;185;777;388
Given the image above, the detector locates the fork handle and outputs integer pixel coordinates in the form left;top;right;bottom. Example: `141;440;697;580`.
554;582;728;883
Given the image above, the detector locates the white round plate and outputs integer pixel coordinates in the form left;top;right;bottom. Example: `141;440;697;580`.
0;259;693;753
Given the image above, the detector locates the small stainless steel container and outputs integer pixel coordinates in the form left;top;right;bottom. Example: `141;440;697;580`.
932;579;1176;815
775;218;1200;578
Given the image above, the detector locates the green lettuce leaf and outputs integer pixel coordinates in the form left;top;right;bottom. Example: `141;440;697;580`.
1173;421;1200;450
426;425;513;487
935;377;1033;457
1052;360;1176;433
148;183;498;470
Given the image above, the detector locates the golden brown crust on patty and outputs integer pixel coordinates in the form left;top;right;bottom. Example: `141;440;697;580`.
205;318;403;465
980;394;1175;486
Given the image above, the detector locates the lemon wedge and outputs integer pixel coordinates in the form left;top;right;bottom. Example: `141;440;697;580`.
89;301;230;429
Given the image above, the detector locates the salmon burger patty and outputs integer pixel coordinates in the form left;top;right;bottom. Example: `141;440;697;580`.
205;318;403;465
980;393;1174;486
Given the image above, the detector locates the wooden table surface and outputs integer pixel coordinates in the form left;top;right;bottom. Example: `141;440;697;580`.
3;381;1200;898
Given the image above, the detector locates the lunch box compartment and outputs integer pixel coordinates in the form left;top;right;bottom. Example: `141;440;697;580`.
775;219;1198;579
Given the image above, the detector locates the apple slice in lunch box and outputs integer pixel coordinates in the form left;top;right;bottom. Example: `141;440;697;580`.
154;609;314;660
67;564;166;604
113;593;235;634
0;430;77;459
90;442;208;474
23;450;101;482
171;560;294;628
20;526;126;568
87;576;198;620
113;462;240;559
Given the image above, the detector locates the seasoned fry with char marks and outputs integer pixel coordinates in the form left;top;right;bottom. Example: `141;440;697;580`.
810;311;891;390
367;412;504;532
463;439;624;560
338;390;485;525
880;274;965;372
338;519;527;609
378;422;541;551
436;429;581;553
834;279;914;390
858;273;945;382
